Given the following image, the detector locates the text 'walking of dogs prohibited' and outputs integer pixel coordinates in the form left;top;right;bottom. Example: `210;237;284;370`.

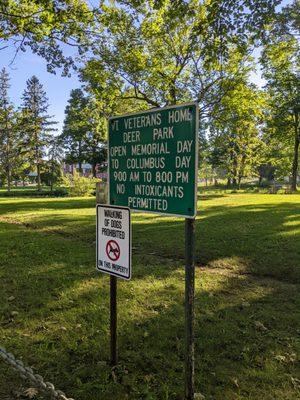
96;204;131;280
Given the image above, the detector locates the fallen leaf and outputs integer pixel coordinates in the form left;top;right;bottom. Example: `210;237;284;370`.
194;393;205;399
11;311;19;317
231;377;239;388
291;376;300;388
241;301;250;308
111;370;117;383
254;321;268;331
23;387;38;399
275;355;286;362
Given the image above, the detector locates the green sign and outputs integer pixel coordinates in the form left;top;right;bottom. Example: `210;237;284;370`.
108;102;198;218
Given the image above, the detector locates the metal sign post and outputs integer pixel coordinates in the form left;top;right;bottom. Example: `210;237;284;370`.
105;102;199;395
96;204;131;366
185;217;195;399
110;275;117;365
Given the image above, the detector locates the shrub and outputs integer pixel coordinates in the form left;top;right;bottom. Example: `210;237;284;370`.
52;187;68;197
62;172;98;197
277;189;286;194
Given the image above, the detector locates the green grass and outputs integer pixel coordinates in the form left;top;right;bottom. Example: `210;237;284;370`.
0;191;299;399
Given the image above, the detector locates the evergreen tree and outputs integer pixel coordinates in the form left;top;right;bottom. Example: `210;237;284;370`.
43;137;63;191
83;97;107;177
20;76;56;191
0;68;18;191
61;89;106;175
61;89;89;173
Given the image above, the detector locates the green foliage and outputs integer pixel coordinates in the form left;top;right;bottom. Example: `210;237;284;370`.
209;80;266;186
0;0;297;195
0;186;68;197
261;0;300;189
19;75;57;190
61;89;106;175
41;160;62;187
62;170;97;197
0;68;22;190
80;1;280;115
0;0;95;75
78;1;290;189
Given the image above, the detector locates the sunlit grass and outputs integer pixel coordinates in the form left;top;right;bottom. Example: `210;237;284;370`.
0;191;299;399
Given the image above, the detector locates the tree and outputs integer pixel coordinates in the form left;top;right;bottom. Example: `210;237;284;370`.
80;0;281;115
261;1;300;190
61;89;107;175
0;67;19;191
83;97;107;177
209;80;266;187
20;75;56;191
43;136;63;191
0;0;95;75
61;88;89;172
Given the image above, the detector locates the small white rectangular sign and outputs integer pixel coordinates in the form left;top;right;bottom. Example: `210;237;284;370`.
96;204;131;280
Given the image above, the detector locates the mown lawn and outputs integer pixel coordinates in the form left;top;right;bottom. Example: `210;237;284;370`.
0;191;299;400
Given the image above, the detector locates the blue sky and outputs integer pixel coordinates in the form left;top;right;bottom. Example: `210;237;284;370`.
0;46;80;135
0;0;292;135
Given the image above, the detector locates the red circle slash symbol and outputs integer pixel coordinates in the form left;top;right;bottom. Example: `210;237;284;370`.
106;240;120;261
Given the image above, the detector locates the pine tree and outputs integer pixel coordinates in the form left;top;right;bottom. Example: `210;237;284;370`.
61;89;107;176
0;68;18;191
20;76;56;191
61;89;89;173
83;97;107;177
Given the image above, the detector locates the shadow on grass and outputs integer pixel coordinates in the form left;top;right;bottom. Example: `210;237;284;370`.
0;196;300;399
197;194;226;201
1;198;299;283
0;197;95;215
1;256;299;400
133;202;300;283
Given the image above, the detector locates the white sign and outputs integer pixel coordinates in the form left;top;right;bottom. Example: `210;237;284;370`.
96;204;131;280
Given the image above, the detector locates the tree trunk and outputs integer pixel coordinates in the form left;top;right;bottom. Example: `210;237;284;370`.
227;178;231;188
78;161;82;174
5;115;11;192
7;166;11;192
50;160;54;192
291;110;299;191
78;141;83;174
232;157;238;188
92;163;97;178
37;162;41;191
238;176;242;190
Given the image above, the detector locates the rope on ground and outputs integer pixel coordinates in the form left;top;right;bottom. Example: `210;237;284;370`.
0;346;74;400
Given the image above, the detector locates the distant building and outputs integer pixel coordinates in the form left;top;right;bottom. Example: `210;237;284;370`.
63;163;92;177
63;162;108;181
